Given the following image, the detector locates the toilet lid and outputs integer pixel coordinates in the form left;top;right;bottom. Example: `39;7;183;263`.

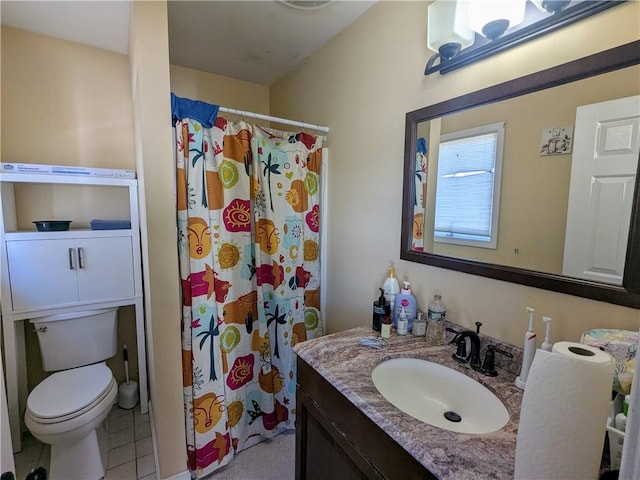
27;363;113;419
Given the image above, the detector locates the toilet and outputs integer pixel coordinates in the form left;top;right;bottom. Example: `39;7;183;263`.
24;307;120;480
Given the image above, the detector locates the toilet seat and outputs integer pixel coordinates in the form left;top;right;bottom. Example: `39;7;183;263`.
27;363;114;424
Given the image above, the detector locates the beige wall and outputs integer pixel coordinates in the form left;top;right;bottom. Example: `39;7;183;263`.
1;26;135;170
270;1;640;348
129;1;187;478
171;64;269;115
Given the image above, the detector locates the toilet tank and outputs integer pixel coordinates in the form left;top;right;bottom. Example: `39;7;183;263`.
30;307;118;372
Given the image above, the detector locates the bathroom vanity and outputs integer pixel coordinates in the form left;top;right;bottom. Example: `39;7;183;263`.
294;327;524;479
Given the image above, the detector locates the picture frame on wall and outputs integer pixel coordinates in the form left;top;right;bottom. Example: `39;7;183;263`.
540;126;574;155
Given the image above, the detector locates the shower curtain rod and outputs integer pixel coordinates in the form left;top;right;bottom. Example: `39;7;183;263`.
218;106;330;133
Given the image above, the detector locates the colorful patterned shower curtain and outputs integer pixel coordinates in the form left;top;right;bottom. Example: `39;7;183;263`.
176;114;323;478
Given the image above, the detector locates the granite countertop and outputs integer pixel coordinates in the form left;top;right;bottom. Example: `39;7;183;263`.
293;326;524;480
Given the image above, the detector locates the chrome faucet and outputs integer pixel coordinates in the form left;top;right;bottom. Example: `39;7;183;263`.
451;330;482;369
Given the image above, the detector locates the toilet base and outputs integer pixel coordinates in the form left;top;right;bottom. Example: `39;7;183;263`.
50;429;104;480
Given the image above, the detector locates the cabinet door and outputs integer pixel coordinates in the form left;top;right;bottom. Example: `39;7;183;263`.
75;236;135;302
6;239;79;311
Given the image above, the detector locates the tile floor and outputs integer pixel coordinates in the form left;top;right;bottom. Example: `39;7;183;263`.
13;404;156;480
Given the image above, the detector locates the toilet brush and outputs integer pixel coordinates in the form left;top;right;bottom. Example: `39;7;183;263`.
118;344;139;409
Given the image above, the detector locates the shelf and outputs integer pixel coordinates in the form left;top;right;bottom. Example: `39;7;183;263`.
1;166;149;452
0;172;136;187
4;229;133;241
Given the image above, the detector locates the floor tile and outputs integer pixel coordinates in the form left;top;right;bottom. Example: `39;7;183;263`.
138;474;157;480
108;443;136;469
135;437;154;458
109;427;135;449
134;408;148;423
109;405;133;419
110;412;134;433
38;445;50;470
104;459;137;480
134;421;152;440
136;453;156;478
14;404;158;480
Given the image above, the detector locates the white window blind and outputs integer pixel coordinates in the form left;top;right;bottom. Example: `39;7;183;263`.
435;122;504;249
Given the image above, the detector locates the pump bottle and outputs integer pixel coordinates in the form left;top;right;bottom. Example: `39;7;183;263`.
393;281;417;331
372;288;389;332
541;316;553;351
515;306;536;390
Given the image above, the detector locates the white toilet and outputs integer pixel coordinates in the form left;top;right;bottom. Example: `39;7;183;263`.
24;307;120;480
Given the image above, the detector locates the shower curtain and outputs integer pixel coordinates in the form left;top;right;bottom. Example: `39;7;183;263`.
175;107;324;477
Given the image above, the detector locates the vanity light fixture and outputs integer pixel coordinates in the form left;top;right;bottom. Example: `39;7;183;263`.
424;0;625;76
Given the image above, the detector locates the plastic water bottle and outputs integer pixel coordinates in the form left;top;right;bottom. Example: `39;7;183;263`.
426;294;446;346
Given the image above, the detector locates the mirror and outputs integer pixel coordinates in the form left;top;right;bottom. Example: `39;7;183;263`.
401;41;640;309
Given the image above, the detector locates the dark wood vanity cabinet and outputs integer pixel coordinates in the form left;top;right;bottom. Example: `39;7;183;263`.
295;357;436;480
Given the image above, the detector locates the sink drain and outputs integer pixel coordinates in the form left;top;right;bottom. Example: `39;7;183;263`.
444;411;462;423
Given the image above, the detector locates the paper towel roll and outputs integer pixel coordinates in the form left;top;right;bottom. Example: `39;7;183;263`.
514;342;615;480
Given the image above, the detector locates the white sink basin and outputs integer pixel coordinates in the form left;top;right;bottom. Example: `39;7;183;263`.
371;358;509;434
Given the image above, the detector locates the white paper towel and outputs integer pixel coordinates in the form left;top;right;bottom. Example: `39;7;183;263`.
514;341;615;480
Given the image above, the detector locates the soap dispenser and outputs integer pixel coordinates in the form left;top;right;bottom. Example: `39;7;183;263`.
372;288;390;332
515;306;536;390
393;281;417;331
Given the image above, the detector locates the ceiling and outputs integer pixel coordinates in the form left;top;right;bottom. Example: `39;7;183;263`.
1;0;376;86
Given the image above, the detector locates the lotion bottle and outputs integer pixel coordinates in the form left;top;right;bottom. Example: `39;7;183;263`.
393;281;417;331
382;266;401;319
515;306;536;390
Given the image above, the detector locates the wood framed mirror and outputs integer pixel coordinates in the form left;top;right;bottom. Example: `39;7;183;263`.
401;41;640;309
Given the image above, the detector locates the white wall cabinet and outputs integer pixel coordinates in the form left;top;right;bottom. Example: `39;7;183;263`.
0;170;148;453
7;235;135;312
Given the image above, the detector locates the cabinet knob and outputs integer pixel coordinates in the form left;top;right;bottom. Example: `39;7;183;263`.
68;248;75;270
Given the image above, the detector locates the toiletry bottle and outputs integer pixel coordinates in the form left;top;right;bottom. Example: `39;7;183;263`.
413;311;427;337
397;307;409;335
541;316;553;351
426;293;446;346
382;266;401;319
393;281;417;331
615;412;627;432
381;314;392;339
515;306;536;390
372;288;389;332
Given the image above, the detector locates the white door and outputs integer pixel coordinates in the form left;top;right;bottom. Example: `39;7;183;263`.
563;95;640;284
76;236;136;302
6;239;79;311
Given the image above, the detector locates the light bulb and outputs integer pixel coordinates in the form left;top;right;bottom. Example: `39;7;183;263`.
427;0;475;58
468;0;526;40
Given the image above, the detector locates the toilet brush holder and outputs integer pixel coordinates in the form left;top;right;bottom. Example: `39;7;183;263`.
118;380;139;409
118;344;139;409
